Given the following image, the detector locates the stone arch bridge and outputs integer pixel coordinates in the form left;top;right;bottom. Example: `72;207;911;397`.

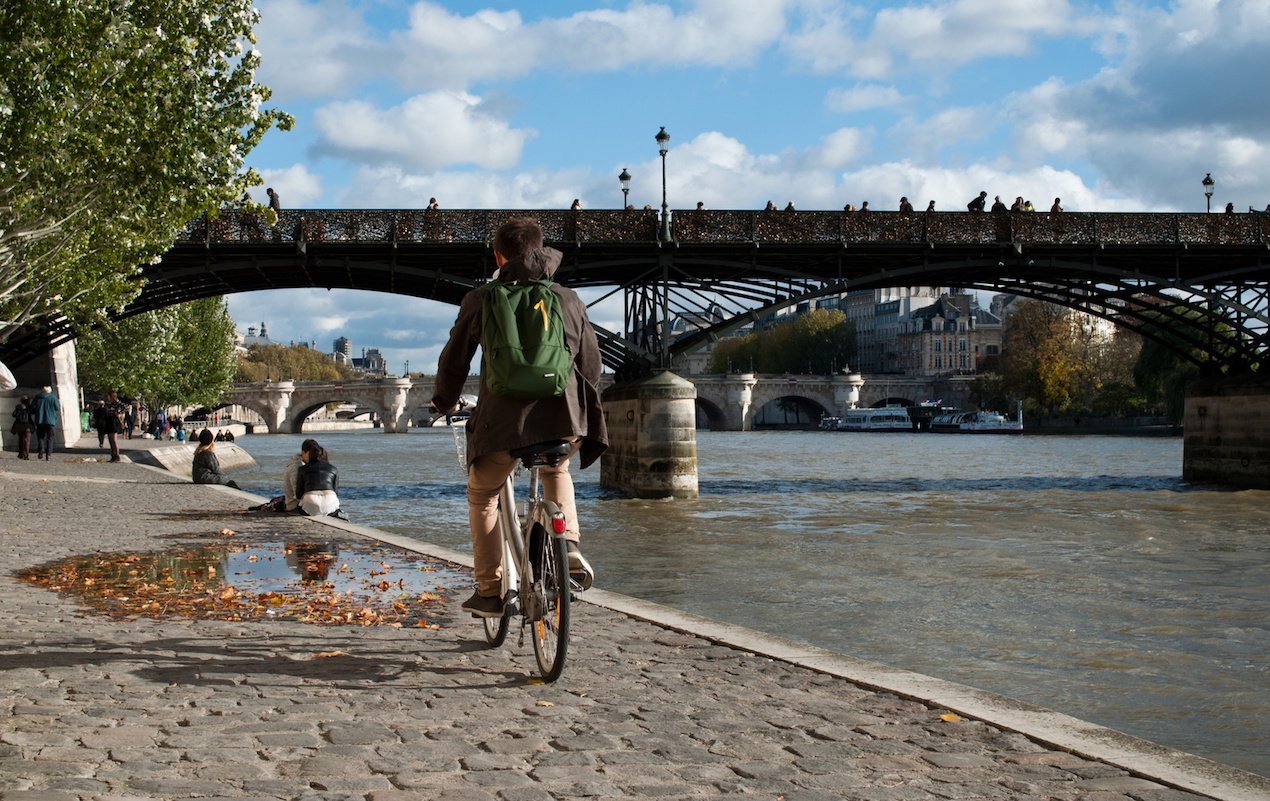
223;377;479;434
223;372;956;434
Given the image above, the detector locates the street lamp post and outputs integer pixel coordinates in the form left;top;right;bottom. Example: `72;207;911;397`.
656;127;671;242
1202;172;1215;213
618;168;631;209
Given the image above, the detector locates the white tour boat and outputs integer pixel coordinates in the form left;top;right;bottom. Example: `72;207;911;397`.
929;408;1023;434
837;407;915;432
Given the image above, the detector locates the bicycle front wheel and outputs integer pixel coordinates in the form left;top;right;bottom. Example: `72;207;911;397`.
483;607;510;646
530;526;570;682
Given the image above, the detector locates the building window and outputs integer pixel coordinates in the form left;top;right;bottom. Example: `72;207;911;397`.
934;340;941;352
959;339;967;352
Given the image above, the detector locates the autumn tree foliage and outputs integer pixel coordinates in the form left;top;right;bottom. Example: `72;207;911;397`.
709;309;856;374
992;298;1146;418
0;1;291;343
236;344;362;383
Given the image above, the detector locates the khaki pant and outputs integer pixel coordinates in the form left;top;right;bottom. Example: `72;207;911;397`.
467;441;579;596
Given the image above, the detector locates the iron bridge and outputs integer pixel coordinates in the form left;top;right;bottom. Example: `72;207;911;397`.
4;208;1269;375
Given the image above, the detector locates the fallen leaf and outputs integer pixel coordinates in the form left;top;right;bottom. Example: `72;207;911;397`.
535;700;554;707
313;650;348;659
940;713;963;723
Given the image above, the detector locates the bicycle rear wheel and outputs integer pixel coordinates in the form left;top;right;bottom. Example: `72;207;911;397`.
529;525;570;682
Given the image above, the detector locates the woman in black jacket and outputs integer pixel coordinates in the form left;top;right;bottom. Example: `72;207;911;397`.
192;429;240;489
296;438;342;517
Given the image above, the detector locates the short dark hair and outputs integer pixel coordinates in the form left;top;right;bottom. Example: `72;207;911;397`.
493;217;543;262
199;429;214;446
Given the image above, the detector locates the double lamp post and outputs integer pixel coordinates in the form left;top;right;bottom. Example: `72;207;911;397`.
618;126;674;242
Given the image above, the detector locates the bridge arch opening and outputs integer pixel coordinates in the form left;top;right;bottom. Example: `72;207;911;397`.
288;399;384;434
753;395;830;429
694;397;727;431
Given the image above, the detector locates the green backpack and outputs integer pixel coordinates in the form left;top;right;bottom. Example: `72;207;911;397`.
481;278;571;399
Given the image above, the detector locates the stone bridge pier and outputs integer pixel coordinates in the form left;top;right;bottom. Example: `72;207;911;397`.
369;378;414;433
232;380;294;434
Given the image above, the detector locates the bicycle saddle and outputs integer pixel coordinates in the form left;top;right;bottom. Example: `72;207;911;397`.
510;439;574;467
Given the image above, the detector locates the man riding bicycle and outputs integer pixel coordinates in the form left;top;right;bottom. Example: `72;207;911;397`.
431;217;608;618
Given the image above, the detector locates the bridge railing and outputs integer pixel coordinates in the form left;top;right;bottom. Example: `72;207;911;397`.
181;209;1270;247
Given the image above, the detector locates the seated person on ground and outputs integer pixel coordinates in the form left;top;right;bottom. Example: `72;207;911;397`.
296;438;344;518
192;429;240;489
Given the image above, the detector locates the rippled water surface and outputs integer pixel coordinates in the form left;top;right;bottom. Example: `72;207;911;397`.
235;428;1268;774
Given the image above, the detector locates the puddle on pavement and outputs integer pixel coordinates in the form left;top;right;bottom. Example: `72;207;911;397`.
18;536;470;628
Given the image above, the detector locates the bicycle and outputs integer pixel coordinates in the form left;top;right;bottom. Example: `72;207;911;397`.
480;439;575;683
442;406;580;683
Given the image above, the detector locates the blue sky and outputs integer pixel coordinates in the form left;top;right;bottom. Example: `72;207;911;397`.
227;0;1270;374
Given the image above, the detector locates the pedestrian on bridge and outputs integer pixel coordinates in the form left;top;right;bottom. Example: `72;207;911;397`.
967;191;988;212
267;187;280;211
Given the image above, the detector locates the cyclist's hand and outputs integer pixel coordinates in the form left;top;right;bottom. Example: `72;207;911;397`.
429;400;460;414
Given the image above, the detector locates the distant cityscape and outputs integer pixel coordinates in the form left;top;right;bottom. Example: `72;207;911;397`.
235;285;1113;382
235;322;390;377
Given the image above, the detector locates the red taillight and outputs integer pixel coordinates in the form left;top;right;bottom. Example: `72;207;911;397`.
551;514;566;534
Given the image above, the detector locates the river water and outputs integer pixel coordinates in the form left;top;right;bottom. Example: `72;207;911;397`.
233;428;1268;775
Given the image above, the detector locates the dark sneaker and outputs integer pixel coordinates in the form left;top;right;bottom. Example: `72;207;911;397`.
461;590;504;618
566;542;594;590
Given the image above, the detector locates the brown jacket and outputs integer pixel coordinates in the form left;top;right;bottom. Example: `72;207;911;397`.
432;247;608;469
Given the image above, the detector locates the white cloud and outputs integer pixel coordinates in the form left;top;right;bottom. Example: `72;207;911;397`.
311;91;534;172
808;128;870;170
254;0;382;97
258;1;791;95
258;164;323;208
786;0;1080;77
826;84;907;114
1003;0;1270;209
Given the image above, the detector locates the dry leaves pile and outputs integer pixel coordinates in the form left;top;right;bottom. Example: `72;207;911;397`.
18;537;459;629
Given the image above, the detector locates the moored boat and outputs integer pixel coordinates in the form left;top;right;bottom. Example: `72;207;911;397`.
838;407;914;432
929;409;1022;434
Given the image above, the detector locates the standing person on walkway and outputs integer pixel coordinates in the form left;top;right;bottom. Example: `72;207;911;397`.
266;187;280;211
10;396;33;460
192;429;240;488
30;386;60;461
967;191;988;212
431;216;608;618
296;438;342;517
92;401;109;447
104;391;126;462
